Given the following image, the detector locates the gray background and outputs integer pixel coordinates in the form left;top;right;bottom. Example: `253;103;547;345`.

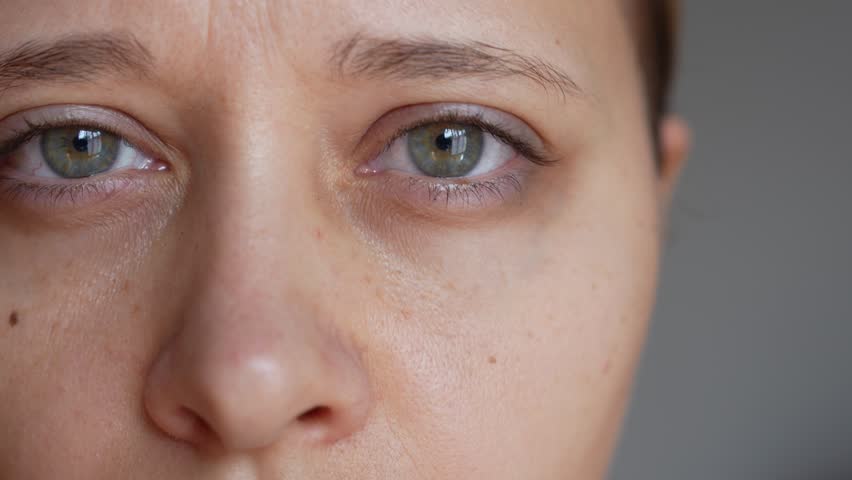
611;2;852;479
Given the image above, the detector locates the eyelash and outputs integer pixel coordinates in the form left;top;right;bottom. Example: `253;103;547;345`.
0;118;134;157
401;174;525;209
0;107;559;211
0;175;132;208
364;110;558;209
376;110;555;167
0;118;156;207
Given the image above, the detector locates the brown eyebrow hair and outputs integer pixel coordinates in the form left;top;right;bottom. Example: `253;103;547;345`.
0;32;153;94
331;33;583;100
0;31;579;101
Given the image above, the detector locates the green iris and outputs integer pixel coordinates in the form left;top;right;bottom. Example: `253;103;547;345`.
407;123;483;178
40;127;120;178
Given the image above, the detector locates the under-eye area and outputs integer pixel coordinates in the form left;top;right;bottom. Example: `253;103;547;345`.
352;102;561;215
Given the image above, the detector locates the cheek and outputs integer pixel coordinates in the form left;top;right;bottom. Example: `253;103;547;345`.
354;181;659;478
0;213;184;477
0;140;659;480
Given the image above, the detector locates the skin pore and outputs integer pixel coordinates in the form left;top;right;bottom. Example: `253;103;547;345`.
0;1;687;479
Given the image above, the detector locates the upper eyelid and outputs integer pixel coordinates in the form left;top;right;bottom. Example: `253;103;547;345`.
355;103;556;163
0;103;559;173
0;105;175;161
0;121;121;157
390;115;549;167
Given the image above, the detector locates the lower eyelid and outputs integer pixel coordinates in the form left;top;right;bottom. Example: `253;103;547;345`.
0;169;179;228
360;158;532;218
0;142;172;215
0;173;136;211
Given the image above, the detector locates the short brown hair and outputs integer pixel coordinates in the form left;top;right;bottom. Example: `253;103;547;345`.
633;0;679;123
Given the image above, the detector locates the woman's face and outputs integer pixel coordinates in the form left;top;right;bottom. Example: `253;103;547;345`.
0;1;683;478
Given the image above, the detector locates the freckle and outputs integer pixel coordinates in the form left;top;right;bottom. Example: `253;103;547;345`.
363;274;372;285
122;280;131;293
131;304;141;314
400;309;411;320
488;355;497;364
9;311;18;327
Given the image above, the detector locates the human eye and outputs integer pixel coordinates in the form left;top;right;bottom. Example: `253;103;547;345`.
0;105;172;211
355;103;558;213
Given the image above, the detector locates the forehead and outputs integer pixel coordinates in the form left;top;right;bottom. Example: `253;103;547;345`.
0;0;630;96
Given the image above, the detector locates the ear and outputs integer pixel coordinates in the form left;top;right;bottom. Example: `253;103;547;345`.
656;114;690;214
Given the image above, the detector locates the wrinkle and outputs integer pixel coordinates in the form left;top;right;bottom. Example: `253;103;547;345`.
380;407;437;480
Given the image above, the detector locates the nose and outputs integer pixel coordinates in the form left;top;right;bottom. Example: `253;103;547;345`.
143;267;371;452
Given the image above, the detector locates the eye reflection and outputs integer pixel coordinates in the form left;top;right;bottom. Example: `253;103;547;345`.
41;127;120;178
407;123;483;178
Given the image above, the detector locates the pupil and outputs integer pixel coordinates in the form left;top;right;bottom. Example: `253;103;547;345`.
72;132;90;153
434;130;454;152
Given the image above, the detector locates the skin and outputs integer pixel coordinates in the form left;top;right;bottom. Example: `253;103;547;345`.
0;1;688;479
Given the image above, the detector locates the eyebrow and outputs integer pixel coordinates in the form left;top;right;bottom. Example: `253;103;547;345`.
0;32;580;101
331;34;582;100
0;32;153;94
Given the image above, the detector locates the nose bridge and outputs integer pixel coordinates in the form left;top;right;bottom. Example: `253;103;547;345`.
177;53;331;335
186;88;323;293
142;89;371;452
177;9;327;256
183;99;329;358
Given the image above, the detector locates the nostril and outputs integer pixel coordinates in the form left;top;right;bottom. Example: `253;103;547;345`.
174;406;214;443
297;406;333;424
295;402;366;445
